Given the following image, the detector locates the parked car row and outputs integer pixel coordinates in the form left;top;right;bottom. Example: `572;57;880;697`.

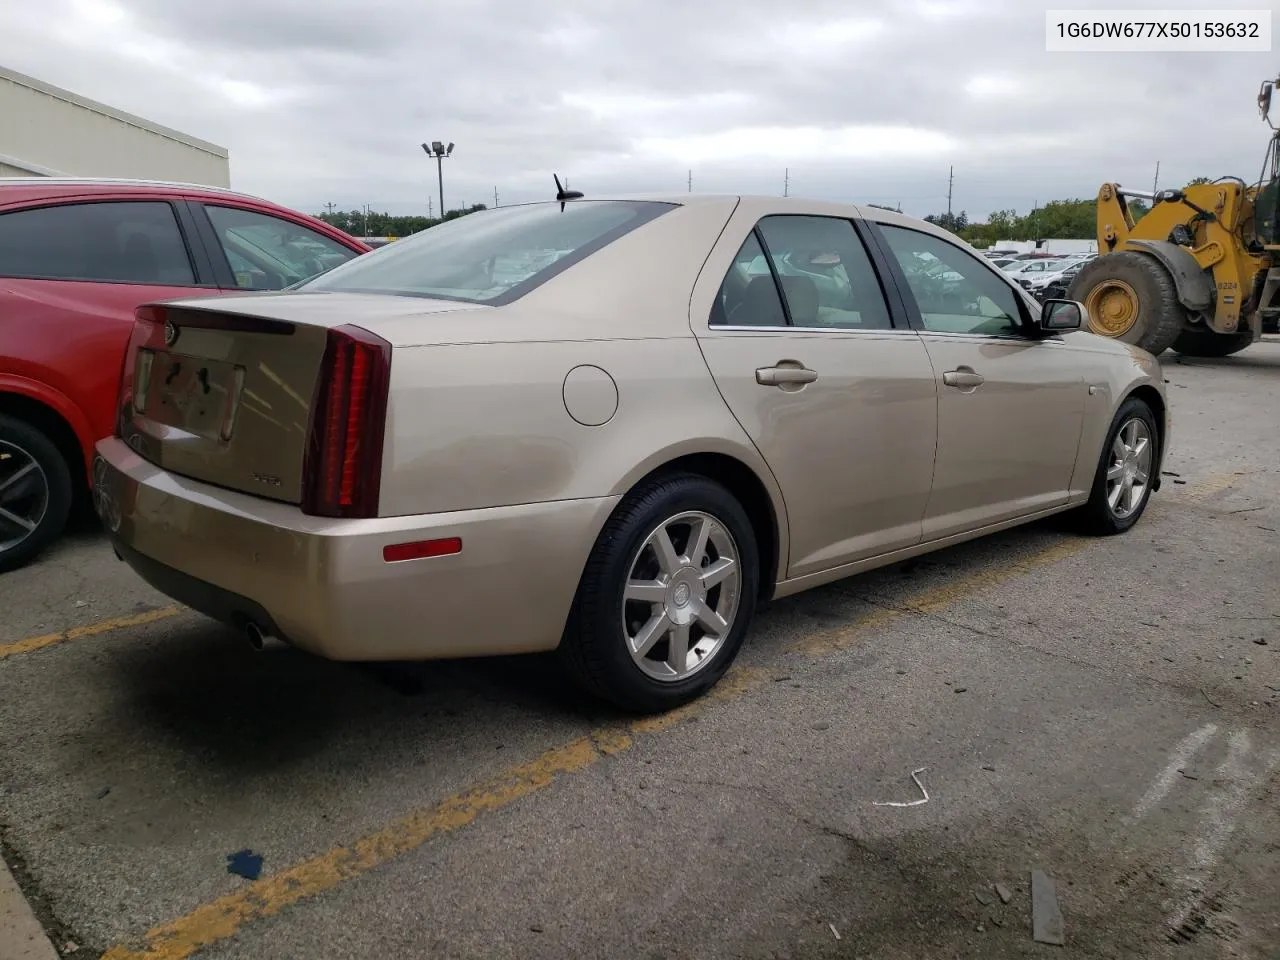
0;179;370;571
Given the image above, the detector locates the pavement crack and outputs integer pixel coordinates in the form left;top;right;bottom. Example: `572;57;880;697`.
662;774;862;847
841;593;993;639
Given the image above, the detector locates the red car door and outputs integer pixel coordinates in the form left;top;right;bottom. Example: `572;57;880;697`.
0;197;225;464
0;196;222;571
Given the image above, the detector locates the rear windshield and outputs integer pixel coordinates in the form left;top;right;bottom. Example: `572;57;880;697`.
299;200;675;304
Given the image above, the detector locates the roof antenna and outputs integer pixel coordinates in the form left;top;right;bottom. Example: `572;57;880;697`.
554;174;584;210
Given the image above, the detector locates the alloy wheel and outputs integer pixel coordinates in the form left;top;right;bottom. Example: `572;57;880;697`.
0;440;50;554
621;510;742;682
1105;417;1153;519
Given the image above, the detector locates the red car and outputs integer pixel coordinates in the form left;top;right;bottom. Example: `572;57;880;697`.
0;178;371;572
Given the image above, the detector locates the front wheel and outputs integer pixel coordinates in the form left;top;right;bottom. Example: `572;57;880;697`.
560;473;759;713
1068;252;1185;355
1070;398;1159;536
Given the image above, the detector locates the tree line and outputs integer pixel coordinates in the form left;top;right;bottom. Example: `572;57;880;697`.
314;203;488;238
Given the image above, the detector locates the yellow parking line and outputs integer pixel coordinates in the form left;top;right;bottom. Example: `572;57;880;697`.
103;731;630;960
0;606;183;661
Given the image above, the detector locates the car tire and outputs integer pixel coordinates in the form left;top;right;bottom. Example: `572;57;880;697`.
1070;397;1159;536
0;414;73;574
560;472;759;713
1171;329;1253;358
1068;252;1185;355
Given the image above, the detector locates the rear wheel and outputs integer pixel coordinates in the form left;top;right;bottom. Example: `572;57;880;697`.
560;473;759;713
1071;397;1158;536
1068;251;1185;355
0;414;72;574
1171;329;1254;358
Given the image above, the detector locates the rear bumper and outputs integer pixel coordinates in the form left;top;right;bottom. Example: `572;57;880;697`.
92;437;618;660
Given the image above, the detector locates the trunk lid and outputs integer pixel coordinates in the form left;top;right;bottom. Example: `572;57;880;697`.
116;292;473;504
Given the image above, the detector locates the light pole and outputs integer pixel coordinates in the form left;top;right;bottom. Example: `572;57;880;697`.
421;141;454;220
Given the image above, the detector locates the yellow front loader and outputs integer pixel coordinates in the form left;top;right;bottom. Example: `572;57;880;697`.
1068;72;1280;357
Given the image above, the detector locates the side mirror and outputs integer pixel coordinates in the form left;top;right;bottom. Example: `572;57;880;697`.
1260;80;1274;122
1041;298;1083;331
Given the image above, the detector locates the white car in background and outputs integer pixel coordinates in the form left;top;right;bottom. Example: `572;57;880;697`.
1005;258;1065;280
1021;259;1085;292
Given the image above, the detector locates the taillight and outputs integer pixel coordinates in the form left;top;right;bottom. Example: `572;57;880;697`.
116;305;166;437
301;324;392;518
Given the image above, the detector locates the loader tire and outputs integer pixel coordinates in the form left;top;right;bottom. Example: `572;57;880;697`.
1068;252;1185;355
1171;329;1253;358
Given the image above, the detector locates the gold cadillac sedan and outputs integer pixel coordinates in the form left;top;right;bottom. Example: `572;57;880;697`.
93;195;1168;712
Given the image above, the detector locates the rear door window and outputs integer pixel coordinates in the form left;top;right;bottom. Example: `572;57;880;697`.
710;215;893;330
0;201;196;285
202;205;359;291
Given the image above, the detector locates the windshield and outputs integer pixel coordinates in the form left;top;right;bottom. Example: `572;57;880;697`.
299;200;675;303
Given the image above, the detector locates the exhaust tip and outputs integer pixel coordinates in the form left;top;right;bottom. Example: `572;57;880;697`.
244;621;272;651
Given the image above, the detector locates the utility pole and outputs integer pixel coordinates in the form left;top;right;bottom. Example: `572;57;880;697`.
784;168;789;197
687;169;692;193
324;202;335;216
362;204;369;237
494;186;499;208
947;165;954;217
1152;160;1161;195
428;197;433;219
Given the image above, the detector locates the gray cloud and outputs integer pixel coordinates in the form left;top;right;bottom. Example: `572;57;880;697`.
2;0;1274;220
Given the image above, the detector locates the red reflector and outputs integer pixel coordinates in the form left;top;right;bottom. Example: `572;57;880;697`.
382;537;462;563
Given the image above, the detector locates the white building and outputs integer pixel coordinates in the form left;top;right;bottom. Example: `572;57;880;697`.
990;238;1099;256
0;65;229;186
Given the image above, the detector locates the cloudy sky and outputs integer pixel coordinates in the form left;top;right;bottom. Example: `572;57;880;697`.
2;0;1275;220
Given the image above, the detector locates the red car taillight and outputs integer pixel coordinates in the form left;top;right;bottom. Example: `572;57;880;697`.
301;324;392;518
116;305;166;437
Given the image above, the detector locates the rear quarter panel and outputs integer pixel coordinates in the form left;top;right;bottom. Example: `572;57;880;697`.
378;335;779;516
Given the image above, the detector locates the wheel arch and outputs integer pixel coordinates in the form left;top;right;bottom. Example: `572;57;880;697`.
1123;383;1167;492
0;379;93;498
611;448;785;603
1119;240;1214;313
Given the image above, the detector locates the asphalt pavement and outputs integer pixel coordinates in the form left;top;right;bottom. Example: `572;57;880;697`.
2;340;1278;960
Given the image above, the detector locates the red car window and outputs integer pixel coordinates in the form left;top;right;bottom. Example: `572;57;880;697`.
203;204;360;291
0;200;197;286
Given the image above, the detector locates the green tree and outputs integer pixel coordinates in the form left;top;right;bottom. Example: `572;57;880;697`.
924;210;968;233
1187;176;1212;185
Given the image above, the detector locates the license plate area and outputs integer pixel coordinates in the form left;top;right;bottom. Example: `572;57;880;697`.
136;349;246;441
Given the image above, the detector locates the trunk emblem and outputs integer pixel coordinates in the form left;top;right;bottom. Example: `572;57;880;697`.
163;320;180;347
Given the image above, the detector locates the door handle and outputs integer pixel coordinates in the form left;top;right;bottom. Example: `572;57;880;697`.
756;363;818;387
942;368;985;389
